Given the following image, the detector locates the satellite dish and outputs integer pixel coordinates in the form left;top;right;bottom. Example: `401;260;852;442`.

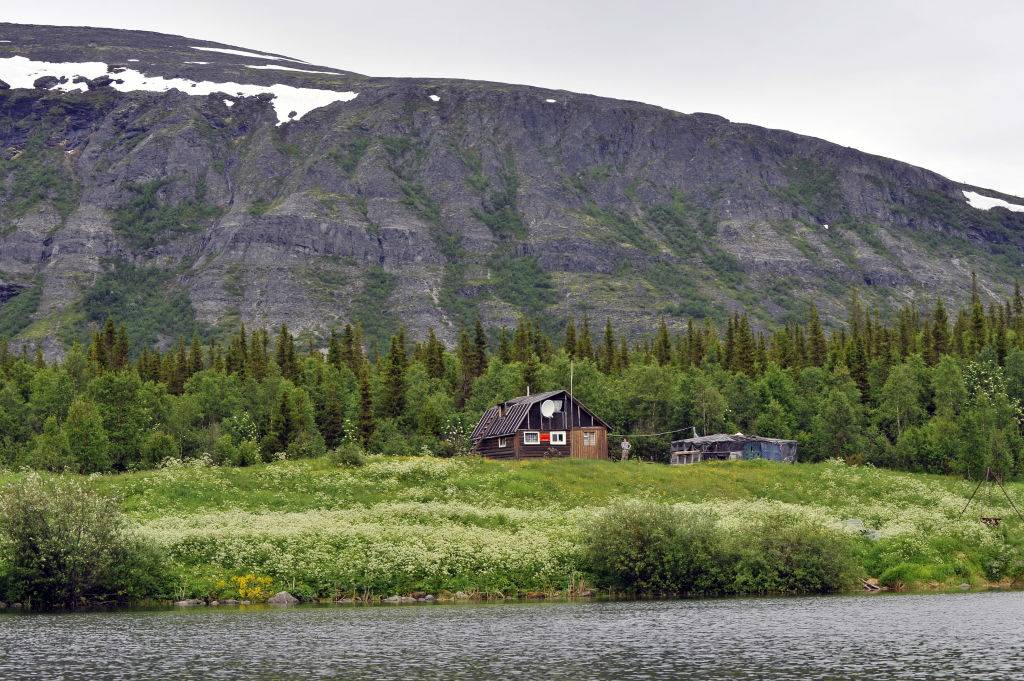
540;400;557;418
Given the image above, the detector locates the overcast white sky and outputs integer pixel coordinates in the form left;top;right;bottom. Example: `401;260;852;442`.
7;0;1024;195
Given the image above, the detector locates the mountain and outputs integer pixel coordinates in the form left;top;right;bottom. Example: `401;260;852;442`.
2;22;1024;356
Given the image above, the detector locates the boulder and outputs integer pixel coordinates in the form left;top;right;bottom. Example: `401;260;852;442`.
453;591;469;600
423;594;435;602
0;601;6;609
33;76;59;89
221;598;240;605
87;75;113;90
959;583;971;591
209;600;220;606
382;595;401;603
267;591;299;605
334;597;355;604
240;600;251;605
0;80;9;90
174;599;204;607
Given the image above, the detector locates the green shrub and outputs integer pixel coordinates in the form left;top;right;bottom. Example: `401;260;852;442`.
726;515;859;595
0;474;171;608
286;431;327;459
583;501;858;597
329;440;366;467
582;501;726;595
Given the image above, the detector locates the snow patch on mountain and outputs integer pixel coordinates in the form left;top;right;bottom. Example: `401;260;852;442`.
963;190;1024;213
190;46;307;63
245;64;336;75
0;56;357;125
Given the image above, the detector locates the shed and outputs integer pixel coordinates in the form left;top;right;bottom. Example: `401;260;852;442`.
471;389;610;460
669;433;797;465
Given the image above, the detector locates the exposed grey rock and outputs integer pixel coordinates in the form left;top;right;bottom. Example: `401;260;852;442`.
959;583;971;591
1;22;1023;359
267;591;299;605
174;598;203;606
86;75;113;89
0;79;8;90
453;591;470;600
32;75;58;89
220;598;239;605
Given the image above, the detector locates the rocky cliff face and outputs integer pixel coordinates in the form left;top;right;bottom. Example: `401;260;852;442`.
2;23;1024;355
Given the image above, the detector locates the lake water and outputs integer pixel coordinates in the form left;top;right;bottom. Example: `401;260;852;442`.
1;592;1022;679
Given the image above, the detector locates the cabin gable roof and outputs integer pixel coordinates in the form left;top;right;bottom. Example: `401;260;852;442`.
471;389;609;440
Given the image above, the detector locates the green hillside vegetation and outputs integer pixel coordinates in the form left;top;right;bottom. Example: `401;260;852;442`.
4;273;1024;606
4;273;1023;479
2;457;1023;606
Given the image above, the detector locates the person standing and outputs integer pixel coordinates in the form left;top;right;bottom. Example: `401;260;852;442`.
620;438;631;461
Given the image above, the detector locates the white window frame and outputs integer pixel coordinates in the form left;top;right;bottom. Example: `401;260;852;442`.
522;431;540;445
583;431;597;446
498;437;508;448
550;431;567;445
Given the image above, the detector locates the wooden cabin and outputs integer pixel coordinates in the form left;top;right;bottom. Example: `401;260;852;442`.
471;389;610;460
669;433;797;465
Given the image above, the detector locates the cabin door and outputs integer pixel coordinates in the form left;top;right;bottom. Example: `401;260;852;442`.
571;428;607;459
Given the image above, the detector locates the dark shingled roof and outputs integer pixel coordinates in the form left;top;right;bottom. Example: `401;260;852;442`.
471;389;609;440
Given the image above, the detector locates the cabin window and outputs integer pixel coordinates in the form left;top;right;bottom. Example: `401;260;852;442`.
522;431;540;445
550;431;567;445
583;431;596;446
498;437;508;448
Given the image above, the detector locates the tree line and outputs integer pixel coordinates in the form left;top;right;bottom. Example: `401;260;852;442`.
2;274;1024;478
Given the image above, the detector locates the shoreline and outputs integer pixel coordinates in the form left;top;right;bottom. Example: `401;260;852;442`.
3;583;1019;615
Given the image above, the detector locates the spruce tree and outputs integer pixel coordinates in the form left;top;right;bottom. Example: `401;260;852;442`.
357;370;375;445
927;297;949;365
188;336;204;376
601;319;616;373
734;315;756;376
970;272;986;353
425;328;445;379
267;389;296;454
327;329;343;369
563;318;577;358
380;333;407;419
275;324;298;380
319;372;344;446
472;319;488;377
497;328;513;363
617;337;630;371
577;315;594;361
522;352;539;394
653;319;672;366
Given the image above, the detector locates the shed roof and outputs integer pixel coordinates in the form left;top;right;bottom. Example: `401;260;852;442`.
671;433;797;448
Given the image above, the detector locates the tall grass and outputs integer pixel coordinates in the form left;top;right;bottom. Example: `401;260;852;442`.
1;458;1022;602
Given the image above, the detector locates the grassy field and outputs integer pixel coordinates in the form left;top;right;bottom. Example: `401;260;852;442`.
5;457;1023;600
